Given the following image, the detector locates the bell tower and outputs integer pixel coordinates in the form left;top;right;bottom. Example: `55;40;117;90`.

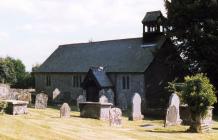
142;11;166;43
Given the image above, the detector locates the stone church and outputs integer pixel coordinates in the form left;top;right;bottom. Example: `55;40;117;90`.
34;11;184;115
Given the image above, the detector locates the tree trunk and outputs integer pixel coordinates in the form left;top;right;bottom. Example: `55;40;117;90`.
189;114;201;133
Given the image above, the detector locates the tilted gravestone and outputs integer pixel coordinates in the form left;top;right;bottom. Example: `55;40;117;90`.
165;93;182;126
77;95;86;110
60;103;71;118
35;92;48;109
109;108;122;127
129;93;144;121
99;95;108;103
53;88;60;101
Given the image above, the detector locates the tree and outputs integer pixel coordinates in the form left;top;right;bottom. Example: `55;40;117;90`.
0;57;17;84
168;73;217;132
165;0;218;86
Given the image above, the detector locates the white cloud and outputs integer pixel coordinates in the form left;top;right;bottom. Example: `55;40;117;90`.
0;0;165;71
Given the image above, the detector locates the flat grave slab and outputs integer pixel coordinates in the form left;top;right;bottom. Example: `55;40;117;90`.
79;102;113;120
4;100;28;115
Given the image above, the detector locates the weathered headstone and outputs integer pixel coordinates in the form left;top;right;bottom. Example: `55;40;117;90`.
60;103;71;118
129;93;144;121
0;84;10;100
199;106;214;132
99;88;114;104
118;93;127;110
17;93;31;104
109;108;122;127
53;88;60;101
35;92;48;109
77;95;86;110
165;93;182;126
99;95;108;103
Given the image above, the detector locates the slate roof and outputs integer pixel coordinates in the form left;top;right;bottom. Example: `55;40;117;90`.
82;68;113;89
142;11;166;25
37;35;166;73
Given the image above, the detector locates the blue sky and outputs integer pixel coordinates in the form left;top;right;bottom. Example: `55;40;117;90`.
0;0;165;71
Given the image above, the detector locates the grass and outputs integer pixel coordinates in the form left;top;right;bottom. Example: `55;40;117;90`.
0;107;218;140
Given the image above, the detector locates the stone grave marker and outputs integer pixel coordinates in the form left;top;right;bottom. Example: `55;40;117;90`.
99;88;114;104
0;84;10;100
129;93;144;121
77;95;86;110
165;93;182;126
109;108;122;127
60;103;71;118
53;88;60;101
35;92;48;109
99;95;108;103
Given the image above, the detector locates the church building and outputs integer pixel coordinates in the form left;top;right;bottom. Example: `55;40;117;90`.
34;11;184;115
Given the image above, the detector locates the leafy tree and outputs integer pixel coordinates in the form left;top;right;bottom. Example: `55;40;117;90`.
168;73;217;132
164;0;218;89
165;0;218;114
0;57;17;84
0;57;35;88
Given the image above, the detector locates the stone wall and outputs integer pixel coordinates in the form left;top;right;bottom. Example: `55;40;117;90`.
109;74;145;111
35;73;86;104
35;73;145;110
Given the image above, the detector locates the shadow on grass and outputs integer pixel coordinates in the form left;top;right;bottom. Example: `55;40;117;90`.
213;116;218;122
140;124;155;127
145;129;187;133
47;105;79;112
212;128;218;130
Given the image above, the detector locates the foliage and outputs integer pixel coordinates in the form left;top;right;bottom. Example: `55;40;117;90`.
0;57;17;84
0;101;8;114
168;74;217;118
0;57;35;88
164;0;218;91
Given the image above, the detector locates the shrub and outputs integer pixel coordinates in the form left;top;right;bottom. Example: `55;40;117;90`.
0;101;8;114
181;73;217;118
168;73;217;132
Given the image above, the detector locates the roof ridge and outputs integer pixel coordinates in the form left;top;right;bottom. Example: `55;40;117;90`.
59;37;142;48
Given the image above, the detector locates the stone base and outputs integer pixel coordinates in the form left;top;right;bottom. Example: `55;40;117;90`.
79;102;112;120
129;114;144;121
165;119;182;127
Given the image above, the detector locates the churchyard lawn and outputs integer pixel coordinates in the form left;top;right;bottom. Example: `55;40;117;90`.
0;107;218;140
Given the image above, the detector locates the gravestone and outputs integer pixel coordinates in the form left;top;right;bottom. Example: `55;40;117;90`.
129;93;144;121
99;95;108;103
118;94;127;110
0;84;10;100
99;88;114;104
53;88;60;101
35;92;48;109
165;93;182;126
198;106;214;133
60;103;71;118
109;108;122;127
77;95;86;110
17;93;31;104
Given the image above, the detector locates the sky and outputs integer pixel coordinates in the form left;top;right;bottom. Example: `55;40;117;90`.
0;0;165;71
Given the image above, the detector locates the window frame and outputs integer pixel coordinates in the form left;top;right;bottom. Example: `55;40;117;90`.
122;75;130;90
46;75;51;87
72;74;82;88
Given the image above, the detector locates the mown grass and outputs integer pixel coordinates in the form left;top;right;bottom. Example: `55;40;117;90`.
0;107;218;140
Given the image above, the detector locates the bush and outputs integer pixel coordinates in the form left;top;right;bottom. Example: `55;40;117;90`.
181;73;217;118
168;73;217;132
0;101;8;114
